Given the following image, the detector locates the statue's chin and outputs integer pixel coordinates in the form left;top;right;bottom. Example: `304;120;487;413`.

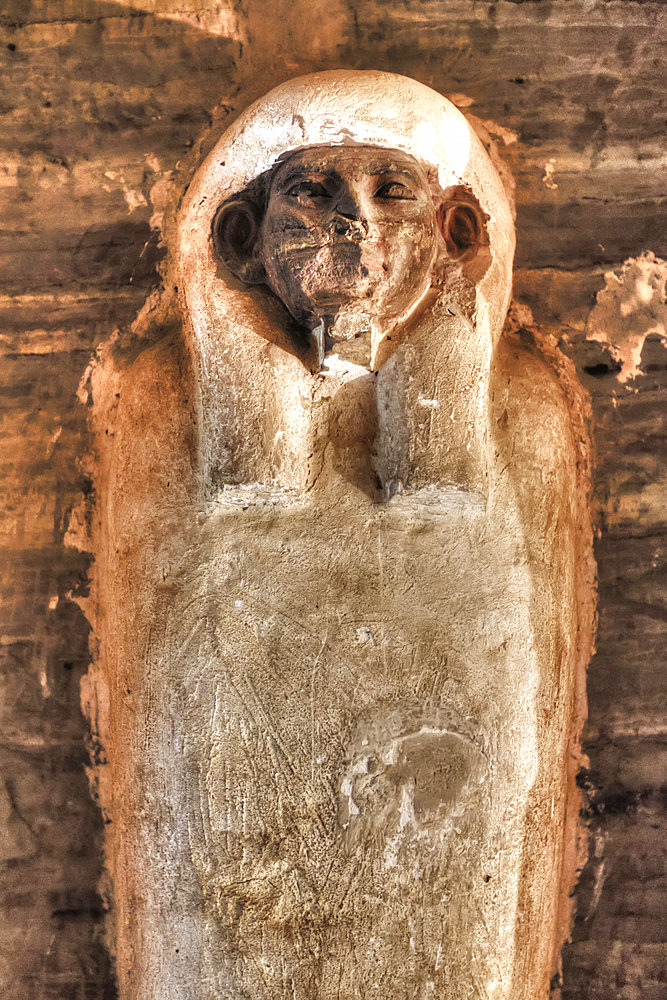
307;293;420;370
308;306;373;370
322;304;372;341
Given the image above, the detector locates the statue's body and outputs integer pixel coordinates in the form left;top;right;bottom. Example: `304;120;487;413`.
91;72;592;1000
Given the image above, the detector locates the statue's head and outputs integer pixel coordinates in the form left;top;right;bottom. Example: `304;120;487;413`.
178;71;514;376
213;143;486;338
177;71;515;482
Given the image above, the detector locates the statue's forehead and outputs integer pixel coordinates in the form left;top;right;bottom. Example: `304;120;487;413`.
271;144;428;181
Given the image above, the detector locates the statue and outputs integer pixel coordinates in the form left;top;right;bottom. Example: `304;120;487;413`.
89;72;593;1000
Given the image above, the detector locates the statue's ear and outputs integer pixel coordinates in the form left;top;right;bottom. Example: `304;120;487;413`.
212;198;266;284
438;195;487;263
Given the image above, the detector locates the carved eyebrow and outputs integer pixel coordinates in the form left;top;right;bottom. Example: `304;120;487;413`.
271;162;423;191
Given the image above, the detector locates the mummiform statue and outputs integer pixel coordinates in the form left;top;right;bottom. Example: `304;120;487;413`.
91;71;592;1000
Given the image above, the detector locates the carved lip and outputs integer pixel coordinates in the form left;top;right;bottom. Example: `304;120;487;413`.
286;243;365;261
287;232;380;251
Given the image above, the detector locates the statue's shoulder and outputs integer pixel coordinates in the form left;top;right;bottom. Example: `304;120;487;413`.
490;326;589;559
493;326;581;475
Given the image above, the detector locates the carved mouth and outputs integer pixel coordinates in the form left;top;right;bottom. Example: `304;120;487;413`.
284;240;366;259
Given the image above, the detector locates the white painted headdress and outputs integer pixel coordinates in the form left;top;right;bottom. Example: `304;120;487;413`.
177;72;515;486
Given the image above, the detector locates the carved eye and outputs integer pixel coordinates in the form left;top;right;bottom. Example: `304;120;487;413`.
374;181;416;201
286;180;330;202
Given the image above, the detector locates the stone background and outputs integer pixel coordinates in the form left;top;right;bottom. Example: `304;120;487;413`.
0;1;664;997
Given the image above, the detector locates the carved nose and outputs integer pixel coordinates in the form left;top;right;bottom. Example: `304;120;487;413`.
336;195;362;221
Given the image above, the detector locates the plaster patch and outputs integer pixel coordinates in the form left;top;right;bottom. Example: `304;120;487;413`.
103;169;148;213
542;159;558;190
587;251;667;382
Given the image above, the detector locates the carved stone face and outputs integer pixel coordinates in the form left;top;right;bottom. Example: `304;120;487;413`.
213;142;487;366
260;146;439;328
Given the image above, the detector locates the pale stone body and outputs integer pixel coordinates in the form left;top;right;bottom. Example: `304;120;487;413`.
89;73;592;1000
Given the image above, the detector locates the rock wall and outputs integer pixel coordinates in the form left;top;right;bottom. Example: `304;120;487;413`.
0;2;664;998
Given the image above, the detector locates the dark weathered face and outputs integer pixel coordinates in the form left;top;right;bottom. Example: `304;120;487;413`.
259;146;439;327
